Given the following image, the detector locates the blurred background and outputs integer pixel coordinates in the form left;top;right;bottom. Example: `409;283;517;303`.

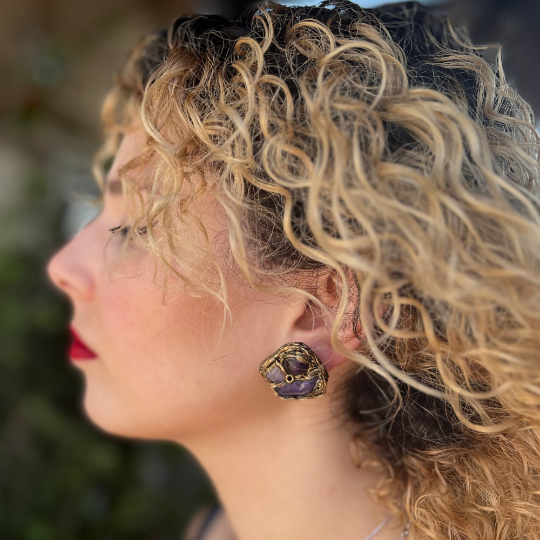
0;0;539;538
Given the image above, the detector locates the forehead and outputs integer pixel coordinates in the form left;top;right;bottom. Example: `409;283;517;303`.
105;129;153;191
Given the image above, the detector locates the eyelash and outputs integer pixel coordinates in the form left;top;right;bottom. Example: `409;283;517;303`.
109;224;150;238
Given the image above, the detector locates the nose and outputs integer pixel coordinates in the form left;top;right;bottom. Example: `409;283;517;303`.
46;234;94;303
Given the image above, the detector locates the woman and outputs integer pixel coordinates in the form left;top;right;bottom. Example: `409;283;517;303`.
46;1;540;538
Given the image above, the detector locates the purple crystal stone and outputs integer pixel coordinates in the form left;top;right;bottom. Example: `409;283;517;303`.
275;377;318;398
283;356;310;376
265;365;286;384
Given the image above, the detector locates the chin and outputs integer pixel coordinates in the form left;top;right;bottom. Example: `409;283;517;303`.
80;384;169;441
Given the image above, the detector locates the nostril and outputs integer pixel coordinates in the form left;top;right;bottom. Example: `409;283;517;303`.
46;250;67;291
44;228;95;302
45;246;86;299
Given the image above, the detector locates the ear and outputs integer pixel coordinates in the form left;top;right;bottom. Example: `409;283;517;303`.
285;271;368;372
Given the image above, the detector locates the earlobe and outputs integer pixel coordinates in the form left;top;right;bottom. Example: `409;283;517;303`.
261;271;389;400
286;272;356;372
288;271;387;373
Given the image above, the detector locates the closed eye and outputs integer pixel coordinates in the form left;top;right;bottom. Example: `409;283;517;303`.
109;222;157;237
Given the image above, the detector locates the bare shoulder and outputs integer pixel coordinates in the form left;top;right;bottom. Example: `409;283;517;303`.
183;505;237;540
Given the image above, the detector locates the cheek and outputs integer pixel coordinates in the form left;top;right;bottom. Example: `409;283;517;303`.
91;261;255;434
99;272;210;396
84;249;277;440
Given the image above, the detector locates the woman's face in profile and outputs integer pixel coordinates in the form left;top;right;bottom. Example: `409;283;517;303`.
46;127;325;443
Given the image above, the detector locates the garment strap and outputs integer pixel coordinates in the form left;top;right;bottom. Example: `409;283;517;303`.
194;503;222;540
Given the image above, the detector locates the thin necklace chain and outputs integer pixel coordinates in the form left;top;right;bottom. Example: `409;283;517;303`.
362;514;411;540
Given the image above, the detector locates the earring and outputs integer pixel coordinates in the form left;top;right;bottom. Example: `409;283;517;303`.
259;342;329;400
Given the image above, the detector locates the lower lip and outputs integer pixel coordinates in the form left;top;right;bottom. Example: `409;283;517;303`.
69;329;98;361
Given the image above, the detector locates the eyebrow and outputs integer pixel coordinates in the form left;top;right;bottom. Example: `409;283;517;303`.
105;176;151;195
105;177;123;195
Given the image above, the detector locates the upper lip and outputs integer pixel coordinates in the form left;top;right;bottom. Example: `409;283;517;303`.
69;326;98;359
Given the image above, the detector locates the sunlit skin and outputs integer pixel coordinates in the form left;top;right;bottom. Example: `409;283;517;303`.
47;125;405;540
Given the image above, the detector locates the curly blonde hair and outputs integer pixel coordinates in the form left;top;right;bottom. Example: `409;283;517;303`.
93;1;540;537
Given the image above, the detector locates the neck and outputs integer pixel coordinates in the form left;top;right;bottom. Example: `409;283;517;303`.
180;365;406;540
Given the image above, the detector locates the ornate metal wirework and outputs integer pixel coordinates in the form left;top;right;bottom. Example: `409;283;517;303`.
259;342;329;400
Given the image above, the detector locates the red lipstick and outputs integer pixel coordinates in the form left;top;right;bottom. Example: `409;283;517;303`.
69;327;98;361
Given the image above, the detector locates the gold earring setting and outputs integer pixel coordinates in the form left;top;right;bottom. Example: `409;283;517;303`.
259;342;329;400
